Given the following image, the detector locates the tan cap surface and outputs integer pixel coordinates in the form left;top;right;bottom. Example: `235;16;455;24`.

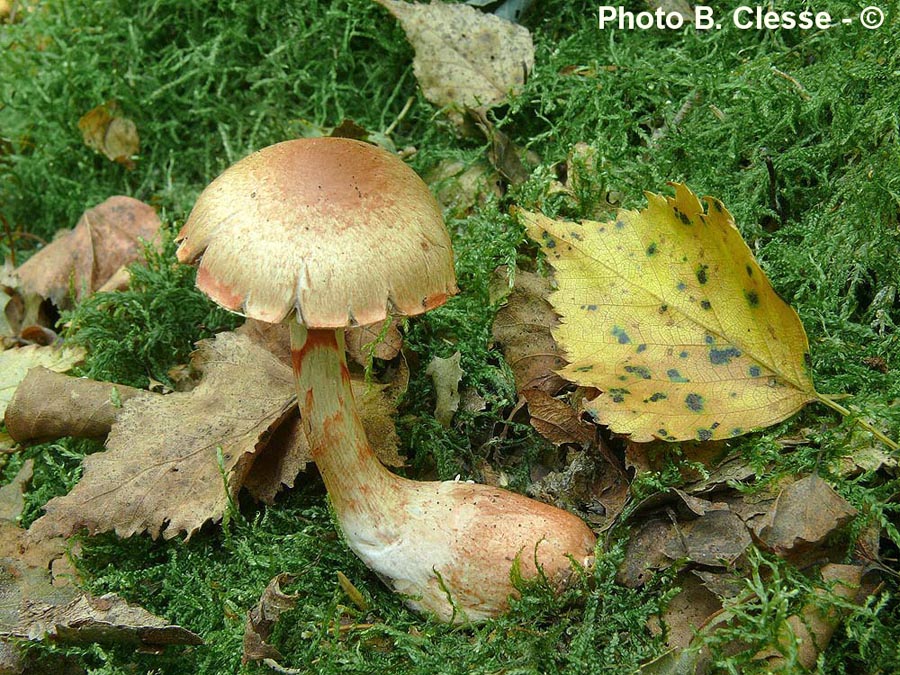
176;138;457;327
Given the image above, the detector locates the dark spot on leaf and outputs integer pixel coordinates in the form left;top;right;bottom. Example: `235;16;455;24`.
574;365;593;372
667;369;689;383
700;300;712;310
695;264;709;285
697;428;713;441
713;200;723;212
710;347;741;365
711;422;720;429
731;427;743;437
646;242;658;256
658;428;668;437
677;282;687;292
542;232;556;249
612;326;632;344
637;343;647;353
608;388;629;403
582;304;598;311
705;335;714;345
685;393;704;411
749;365;762;377
648;392;667;402
618;375;627;381
624;365;651;379
745;264;753;277
570;231;583;241
659;304;669;313
679;351;689;358
615;219;626;230
598;226;606;233
745;289;760;307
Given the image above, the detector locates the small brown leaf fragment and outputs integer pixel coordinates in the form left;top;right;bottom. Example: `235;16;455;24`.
27;333;299;541
235;318;292;366
468;107;531;185
425;351;463;427
5;368;144;444
755;474;858;562
492;268;567;395
522;389;594;446
345;318;402;366
15;196;160;307
16;592;203;646
618;517;674;588
375;0;534;121
663;509;751;567
242;574;298;664
425;159;502;217
78;101;139;168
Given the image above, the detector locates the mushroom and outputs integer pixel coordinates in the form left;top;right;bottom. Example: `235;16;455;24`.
176;138;596;622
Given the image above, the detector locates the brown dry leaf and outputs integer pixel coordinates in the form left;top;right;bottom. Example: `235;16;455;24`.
5;367;144;444
242;573;298;664
468;107;531;185
0;464;200;663
16;196;161;307
0;344;85;420
662;509;751;567
527;449;628;530
345;318;403;366
756;564;863;670
521;388;593;446
77;101;139;168
656;572;722;650
425;351;463;427
491;268;567;394
28;332;299;540
375;0;533;119
25;331;405;536
754;474;857;562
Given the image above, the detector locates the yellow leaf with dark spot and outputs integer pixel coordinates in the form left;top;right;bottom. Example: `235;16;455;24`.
521;183;818;443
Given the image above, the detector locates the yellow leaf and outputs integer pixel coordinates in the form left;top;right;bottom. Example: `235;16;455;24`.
0;344;85;419
521;183;818;443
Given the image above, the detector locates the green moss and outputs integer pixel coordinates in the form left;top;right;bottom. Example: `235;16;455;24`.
2;0;900;672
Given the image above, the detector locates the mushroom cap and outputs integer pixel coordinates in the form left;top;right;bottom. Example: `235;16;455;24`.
176;138;457;327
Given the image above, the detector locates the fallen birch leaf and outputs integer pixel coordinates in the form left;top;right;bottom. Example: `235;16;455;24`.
491;268;567;394
77;101;139;168
376;0;533;118
0;345;85;419
16;196;161;307
522;184;821;442
426;351;463;426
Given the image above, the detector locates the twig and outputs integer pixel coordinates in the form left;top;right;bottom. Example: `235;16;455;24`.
771;66;811;100
650;89;701;148
384;96;415;137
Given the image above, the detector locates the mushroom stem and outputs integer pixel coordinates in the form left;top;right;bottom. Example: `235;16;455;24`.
289;322;397;520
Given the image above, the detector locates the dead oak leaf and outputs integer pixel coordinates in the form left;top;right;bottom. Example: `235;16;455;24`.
28;332;298;541
375;0;534;115
16;196;161;308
